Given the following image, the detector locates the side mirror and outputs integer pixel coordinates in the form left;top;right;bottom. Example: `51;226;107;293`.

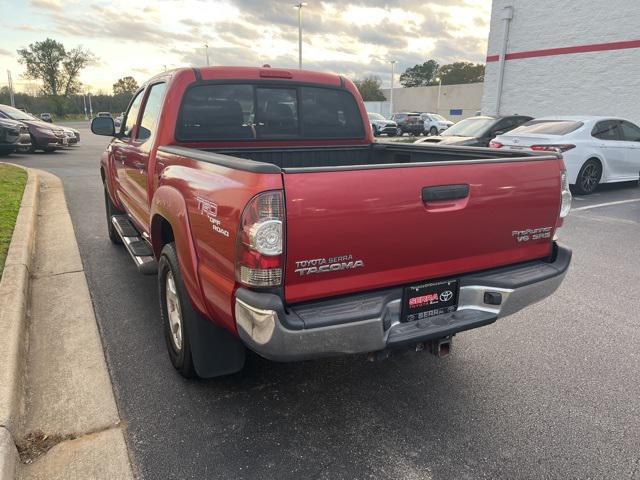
91;116;116;136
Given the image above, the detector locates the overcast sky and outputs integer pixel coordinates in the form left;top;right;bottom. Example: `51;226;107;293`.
0;0;491;93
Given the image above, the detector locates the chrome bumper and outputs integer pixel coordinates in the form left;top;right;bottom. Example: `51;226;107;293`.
236;245;571;362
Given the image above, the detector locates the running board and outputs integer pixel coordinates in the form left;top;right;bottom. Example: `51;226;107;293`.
111;215;157;275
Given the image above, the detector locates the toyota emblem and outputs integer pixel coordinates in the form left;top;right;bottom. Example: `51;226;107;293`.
440;290;453;302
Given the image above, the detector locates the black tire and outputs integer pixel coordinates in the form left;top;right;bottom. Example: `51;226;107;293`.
573;159;602;195
104;187;123;244
430;126;438;136
372;125;379;137
158;243;197;378
43;147;57;153
388;131;396;137
27;135;37;153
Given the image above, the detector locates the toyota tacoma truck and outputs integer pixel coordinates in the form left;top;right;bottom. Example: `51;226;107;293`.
91;66;572;378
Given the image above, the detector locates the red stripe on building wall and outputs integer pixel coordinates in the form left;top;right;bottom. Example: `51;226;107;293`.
486;39;640;63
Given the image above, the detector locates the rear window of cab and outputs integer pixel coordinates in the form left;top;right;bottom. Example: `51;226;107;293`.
511;120;584;136
176;83;365;141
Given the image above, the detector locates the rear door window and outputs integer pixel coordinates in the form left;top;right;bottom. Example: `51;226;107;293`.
592;120;621;141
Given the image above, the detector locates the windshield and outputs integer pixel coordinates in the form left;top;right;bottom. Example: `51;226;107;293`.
442;117;495;137
0;105;35;121
510;120;584;136
430;114;447;122
368;112;385;121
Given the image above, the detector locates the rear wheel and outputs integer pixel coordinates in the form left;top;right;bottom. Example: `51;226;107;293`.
574;159;602;195
430;126;438;136
158;243;196;378
372;125;379;137
104;187;123;244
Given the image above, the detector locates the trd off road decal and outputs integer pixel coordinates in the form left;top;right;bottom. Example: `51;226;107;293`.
196;196;230;238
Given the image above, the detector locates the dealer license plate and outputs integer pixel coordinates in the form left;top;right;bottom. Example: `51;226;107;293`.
401;279;459;322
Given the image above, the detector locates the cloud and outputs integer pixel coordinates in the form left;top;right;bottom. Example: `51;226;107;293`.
29;0;62;11
0;48;12;57
14;0;489;89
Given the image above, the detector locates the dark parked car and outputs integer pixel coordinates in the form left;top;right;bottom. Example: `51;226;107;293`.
415;115;532;147
368;112;397;136
0;104;66;152
40;112;53;122
390;112;424;136
0;117;31;155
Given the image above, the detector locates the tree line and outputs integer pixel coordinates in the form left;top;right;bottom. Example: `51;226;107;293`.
354;60;485;101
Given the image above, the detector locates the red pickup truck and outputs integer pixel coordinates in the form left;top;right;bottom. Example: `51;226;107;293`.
92;66;572;378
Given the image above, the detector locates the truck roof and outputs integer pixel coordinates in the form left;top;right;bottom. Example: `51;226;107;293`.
149;66;345;88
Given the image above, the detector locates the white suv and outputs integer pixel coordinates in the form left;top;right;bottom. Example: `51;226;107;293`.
421;113;453;136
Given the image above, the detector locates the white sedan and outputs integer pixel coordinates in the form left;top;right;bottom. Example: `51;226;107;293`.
491;116;640;194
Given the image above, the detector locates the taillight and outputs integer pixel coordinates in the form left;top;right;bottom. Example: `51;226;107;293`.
559;170;572;219
531;144;575;152
489;141;503;149
236;191;285;287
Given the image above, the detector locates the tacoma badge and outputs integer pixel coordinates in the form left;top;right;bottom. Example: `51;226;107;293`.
295;254;364;276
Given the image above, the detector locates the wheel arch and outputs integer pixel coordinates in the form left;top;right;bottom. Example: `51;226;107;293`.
150;186;208;316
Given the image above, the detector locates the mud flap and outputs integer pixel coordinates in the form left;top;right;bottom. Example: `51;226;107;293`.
185;312;246;378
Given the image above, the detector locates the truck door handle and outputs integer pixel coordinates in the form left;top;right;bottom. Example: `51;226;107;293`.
422;184;469;203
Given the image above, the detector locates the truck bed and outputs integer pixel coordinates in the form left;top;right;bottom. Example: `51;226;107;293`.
162;142;553;171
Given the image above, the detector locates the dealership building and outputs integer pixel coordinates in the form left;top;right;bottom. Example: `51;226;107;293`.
482;0;640;124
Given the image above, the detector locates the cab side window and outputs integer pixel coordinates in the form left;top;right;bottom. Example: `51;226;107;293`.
123;90;144;138
136;83;167;142
592;120;621;141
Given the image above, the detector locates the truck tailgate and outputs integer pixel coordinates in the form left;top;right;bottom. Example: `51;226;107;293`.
282;158;562;304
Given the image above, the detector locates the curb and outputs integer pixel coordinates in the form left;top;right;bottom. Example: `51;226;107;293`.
0;165;39;479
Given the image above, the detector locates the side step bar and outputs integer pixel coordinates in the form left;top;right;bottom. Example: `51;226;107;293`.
111;215;157;275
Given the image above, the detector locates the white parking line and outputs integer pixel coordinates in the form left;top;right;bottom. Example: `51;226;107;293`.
572;198;640;211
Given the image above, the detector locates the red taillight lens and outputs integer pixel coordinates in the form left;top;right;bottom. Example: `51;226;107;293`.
489;141;503;149
236;191;285;287
531;144;575;152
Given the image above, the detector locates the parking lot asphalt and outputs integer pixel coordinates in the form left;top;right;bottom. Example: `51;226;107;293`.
9;124;640;479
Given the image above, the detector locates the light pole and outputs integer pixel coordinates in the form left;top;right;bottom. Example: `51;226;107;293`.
204;44;210;67
88;92;93;119
82;94;88;120
294;3;307;69
7;70;15;108
435;76;442;114
389;60;396;117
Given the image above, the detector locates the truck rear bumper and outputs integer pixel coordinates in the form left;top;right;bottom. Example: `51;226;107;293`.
235;244;571;362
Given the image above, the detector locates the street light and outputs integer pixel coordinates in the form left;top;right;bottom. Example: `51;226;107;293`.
204;44;210;67
389;60;396;117
294;3;307;69
435;76;442;114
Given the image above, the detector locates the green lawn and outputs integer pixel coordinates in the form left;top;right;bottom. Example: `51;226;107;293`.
0;164;27;276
